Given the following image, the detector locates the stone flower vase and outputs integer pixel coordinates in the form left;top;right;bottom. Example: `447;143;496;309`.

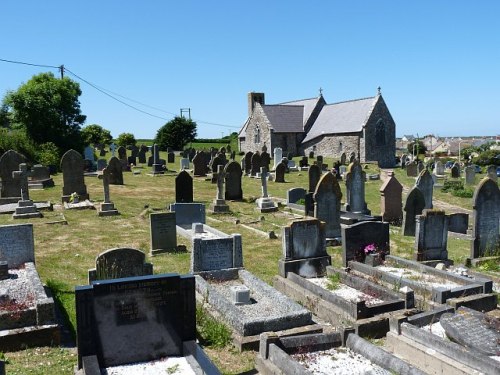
364;253;383;267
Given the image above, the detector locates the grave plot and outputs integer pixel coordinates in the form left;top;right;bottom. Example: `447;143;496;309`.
0;224;59;351
386;306;499;375
75;273;220;375
256;330;424;375
348;255;497;308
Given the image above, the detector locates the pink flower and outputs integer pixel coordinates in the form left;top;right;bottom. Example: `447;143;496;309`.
364;243;376;254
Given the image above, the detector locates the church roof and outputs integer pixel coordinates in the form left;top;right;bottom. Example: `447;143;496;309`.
261;104;304;133
279;97;322;126
301;96;377;143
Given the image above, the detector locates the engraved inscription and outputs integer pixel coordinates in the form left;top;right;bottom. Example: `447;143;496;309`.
201;238;233;271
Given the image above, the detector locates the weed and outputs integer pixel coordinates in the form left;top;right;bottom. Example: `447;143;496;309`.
196;304;232;348
326;272;341;291
166;363;180;374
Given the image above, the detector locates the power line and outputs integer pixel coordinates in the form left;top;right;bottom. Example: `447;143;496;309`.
0;58;60;69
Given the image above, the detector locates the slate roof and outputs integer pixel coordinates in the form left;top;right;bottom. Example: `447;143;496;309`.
261;105;305;133
302;96;377;143
279;97;321;126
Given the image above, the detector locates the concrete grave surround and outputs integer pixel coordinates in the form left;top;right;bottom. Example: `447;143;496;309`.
345;160;369;214
313;172;342;239
0;224;35;268
341;221;390;267
224;161;243;200
415;169;434;209
88;248;153;283
175;170;193;203
75;274;196;370
0;150;26;200
414;209;449;261
402;186;426;236
379;171;403;223
60;149;89;202
470;177;500;259
150;212;177;255
106;157;123;185
279;218;330;277
169;203;206;228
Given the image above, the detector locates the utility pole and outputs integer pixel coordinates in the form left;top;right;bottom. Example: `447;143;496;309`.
59;65;64;79
180;108;191;119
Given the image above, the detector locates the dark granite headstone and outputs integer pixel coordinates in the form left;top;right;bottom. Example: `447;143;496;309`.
224;161;243;200
415;209;448;261
447;213;469;234
0;150;26;199
150;212;177;255
345;160;369;214
415;169;434;209
61;149;89;202
175;170;193;203
308;164;321;192
402;186;426;236
275;162;286;183
127;156;136;166
88;248;153;283
451;163;460;178
313;172;342;238
168;152;175;164
75;273;195;369
342;221;390;267
260;151;271;171
169;203;205;228
107;157;124;185
299;156;308;168
244;152;253;175
287;187;306;205
406;162;418;177
250;152;261;176
117;146;127;170
192;151;208;177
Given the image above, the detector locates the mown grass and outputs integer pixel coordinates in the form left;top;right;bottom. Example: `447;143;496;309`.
0;153;493;374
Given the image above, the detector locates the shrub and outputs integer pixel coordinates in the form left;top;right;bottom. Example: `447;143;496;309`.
36;142;60;168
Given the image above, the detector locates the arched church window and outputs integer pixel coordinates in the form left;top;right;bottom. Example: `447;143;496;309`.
375;119;386;145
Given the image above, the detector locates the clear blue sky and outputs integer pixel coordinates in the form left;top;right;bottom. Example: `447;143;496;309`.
1;1;499;140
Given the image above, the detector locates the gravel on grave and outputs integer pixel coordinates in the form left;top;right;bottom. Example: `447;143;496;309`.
377;266;461;289
210;279;295;318
291;347;390;375
0;268;36;308
308;278;384;306
103;357;195;375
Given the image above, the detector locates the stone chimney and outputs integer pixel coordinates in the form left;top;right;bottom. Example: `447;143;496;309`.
248;92;265;116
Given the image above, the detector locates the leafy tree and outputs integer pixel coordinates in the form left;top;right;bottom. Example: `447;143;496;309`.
81;124;113;145
36;142;60;167
116;132;136;147
3;72;86;153
407;140;427;156
155;116;197;151
473;149;500;166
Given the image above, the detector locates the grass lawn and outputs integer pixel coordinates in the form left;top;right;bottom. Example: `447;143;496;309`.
0;154;495;374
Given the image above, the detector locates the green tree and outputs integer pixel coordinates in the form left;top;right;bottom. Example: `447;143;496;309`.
155;116;197;150
116;132;136;147
3;72;86;153
81;124;113;145
407;140;427;156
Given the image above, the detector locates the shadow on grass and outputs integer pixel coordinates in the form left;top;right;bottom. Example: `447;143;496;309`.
45;279;76;347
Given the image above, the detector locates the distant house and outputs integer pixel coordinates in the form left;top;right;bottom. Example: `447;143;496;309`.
238;90;396;168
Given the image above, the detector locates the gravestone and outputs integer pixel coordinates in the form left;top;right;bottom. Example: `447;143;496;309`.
447;213;469;234
299;156;308;168
61;149;89;203
109;143;117;157
130;145;139;158
0;150;26;199
127;155;136;166
415;169;434;209
308;164;321;192
470;177;500;259
416;161;424;174
244;152;253;174
250;152;262;176
188;148;196;161
84;145;95;162
402;186;426;236
11;163;43;219
400;154;408;168
349;152;356;163
175;170;193;203
464;165;475;185
261;151;271;171
151;144;164;174
209;154;226;180
287;187;306;205
117;146;128;171
98;167;119;217
275;162;286;183
224;161;243;200
180;158;190;170
0;224;34;268
415;209;449;261
107;157;124;185
96;159;107;171
273;147;283;170
256;168;278;212
279;219;330;277
345;160;369;214
433;161;445;175
137;145;147;164
169;203;205;228
211;165;229;213
340;152;347;165
316;156;324;170
313;172;342;239
192;151;208;176
168;151;175;164
75;273;196;370
486;165;498;182
29;164;54;188
150;212;177;255
191;234;243;273
406;162;418;177
451;163;460;178
88;248;153;283
341;221;390;267
380;171;403;224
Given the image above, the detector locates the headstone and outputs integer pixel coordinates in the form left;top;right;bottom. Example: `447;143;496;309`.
0;150;26;199
433;161;445;175
486;165;498;182
61;149;89;203
299;156;309;168
130;145;139;158
212;165;229;213
96;159;107;171
84;145;95;161
275;162;286;183
107;157;124;185
192;151;208;177
451;163;460;178
180;158;190;170
151;144;164;174
109;143;117;157
340;152;347;165
447;213;469;234
341;221;390;267
470;177;500;259
175;170;193;203
224;161;243;200
279;219;330;278
117;146;128;171
415;169;434;209
0;224;34;268
209;154;225;180
287;187;306;205
256;168;278;212
137;145;147;164
380;171;403;224
169;203;205;228
313;172;342;239
168;152;175;164
339;165;347;176
150;212;177;255
188;148;196;161
244;152;253;174
75;273;196;369
344;160;369;214
98;167;119;216
402;186;426;236
415;209;449;261
316;156;324;170
191;234;243;273
416;161;425;174
464;165;475;185
400;154;408;168
88;248;153;283
261;151;271;171
273;148;282;170
308;164;321;192
406;162;418;177
349;152;356;163
250;152;261;176
127;155;136;166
